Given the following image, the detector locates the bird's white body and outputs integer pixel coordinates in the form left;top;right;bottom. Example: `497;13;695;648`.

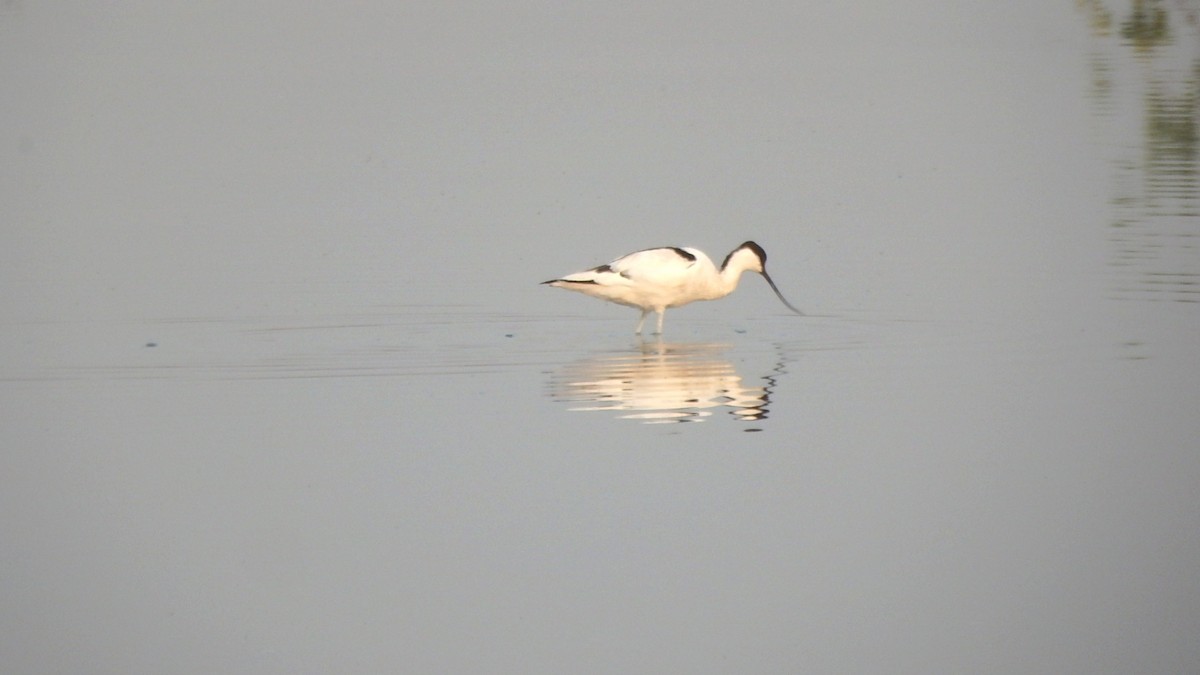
543;241;802;335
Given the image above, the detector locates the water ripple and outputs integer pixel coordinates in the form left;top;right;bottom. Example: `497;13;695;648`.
0;306;558;382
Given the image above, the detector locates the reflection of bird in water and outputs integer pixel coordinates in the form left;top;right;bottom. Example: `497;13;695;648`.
549;342;777;424
542;241;803;335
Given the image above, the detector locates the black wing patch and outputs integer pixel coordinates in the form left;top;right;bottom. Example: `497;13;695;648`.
669;247;696;262
592;263;632;279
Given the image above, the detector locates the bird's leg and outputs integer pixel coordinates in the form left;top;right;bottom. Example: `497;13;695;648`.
654;309;665;335
635;309;649;335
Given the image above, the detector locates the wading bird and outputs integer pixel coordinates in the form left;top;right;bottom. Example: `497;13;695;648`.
542;241;803;335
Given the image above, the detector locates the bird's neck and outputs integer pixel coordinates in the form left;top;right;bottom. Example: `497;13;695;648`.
705;265;749;299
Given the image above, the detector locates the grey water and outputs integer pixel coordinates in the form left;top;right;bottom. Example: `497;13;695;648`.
2;2;1199;673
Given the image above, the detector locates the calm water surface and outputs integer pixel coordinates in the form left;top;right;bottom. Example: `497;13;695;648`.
2;2;1199;673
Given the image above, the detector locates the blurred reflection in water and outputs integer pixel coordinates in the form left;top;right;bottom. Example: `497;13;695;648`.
1079;0;1200;302
546;341;788;427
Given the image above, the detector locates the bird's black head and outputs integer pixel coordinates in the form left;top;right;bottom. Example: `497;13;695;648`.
741;241;766;264
722;241;767;271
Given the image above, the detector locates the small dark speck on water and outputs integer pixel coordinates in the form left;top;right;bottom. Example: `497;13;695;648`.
144;342;157;348
505;333;514;338
744;428;763;433
734;328;747;334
